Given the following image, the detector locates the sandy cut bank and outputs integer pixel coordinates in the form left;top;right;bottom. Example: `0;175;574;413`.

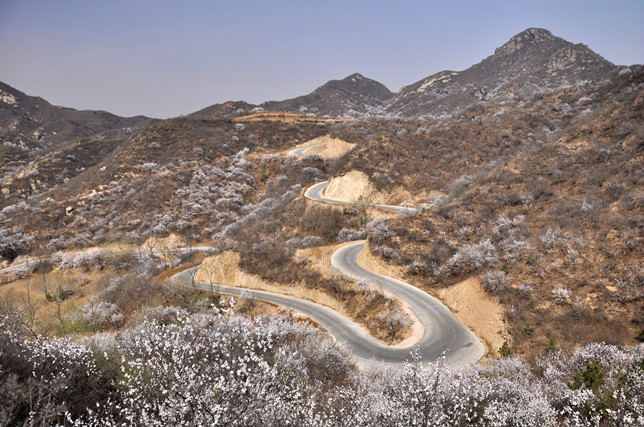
436;278;507;358
323;170;388;204
301;135;356;159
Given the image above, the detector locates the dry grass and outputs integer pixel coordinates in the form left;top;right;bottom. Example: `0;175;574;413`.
0;270;109;336
294;242;354;279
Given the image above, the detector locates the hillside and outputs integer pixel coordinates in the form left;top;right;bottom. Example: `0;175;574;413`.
261;73;396;117
331;65;644;359
0;82;157;208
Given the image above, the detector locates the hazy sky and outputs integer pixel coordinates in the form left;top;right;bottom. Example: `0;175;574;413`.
1;0;642;118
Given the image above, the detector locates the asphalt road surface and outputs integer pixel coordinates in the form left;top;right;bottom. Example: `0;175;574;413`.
287;142;326;157
305;181;418;214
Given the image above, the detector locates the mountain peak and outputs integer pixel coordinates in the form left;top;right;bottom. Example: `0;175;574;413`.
312;73;394;98
258;73;394;117
516;27;555;40
494;27;556;56
342;73;365;82
389;28;617;118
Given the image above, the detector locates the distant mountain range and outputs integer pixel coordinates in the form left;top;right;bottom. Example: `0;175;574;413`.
185;28;628;121
0;82;156;152
255;28;621;119
1;28;630;130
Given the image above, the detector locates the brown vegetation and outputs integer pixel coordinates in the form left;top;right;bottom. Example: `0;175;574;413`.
1;67;641;362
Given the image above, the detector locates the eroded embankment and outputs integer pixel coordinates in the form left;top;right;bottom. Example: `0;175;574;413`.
299;135;356;159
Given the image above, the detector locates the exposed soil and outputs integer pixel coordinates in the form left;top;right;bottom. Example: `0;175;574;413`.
303;135;356;159
323;170;388;204
236;111;340;124
436;278;507;359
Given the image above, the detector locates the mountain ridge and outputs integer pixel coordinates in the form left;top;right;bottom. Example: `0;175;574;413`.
185;27;624;119
0;81;156;149
2;27;626;122
386;27;619;117
259;72;395;117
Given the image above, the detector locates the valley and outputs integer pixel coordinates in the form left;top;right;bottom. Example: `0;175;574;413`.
1;27;642;426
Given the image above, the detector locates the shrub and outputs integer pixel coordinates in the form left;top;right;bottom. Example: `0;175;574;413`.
540;227;560;253
54;249;108;271
439;238;498;276
337;227;367;242
636;329;644;343
526;252;536;265
3;304;644;427
0;228;35;262
552;286;572;304
76;298;123;331
481;270;510;295
499;341;512;356
501;263;510;275
285;235;323;248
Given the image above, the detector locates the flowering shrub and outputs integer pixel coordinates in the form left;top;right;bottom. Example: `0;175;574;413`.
54;248;108;271
366;219;393;244
0;305;115;426
552;286;572;304
438;238;498;276
75;298;123;331
337;227;367;242
0;227;35;261
540;227;561;253
481;270;511;295
1;305;643;427
285;235;323;248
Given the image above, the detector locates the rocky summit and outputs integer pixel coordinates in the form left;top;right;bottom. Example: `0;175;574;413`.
261;72;396;117
388;28;619;117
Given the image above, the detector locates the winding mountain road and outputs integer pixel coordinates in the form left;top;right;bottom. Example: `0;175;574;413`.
332;242;484;367
176;241;483;368
305;181;418;214
3;139;484;369
287;142;326;157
